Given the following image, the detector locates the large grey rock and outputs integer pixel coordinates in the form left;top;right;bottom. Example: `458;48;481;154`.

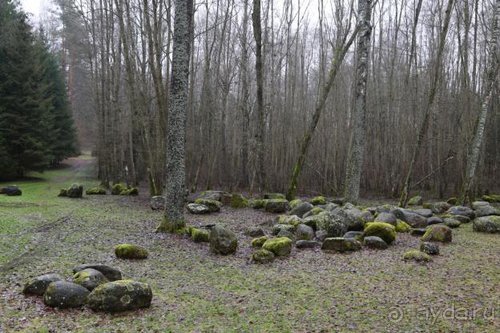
295;224;315;241
209;225;238;255
447;206;475;219
245;227;266;238
330;207;366;231
363;236;388;249
472;202;499;217
252;249;275;264
87;280;153;312
23;273;63;296
186;203;211;214
265;199;289;213
262;237;293;256
197;190;227;202
374;212;397;226
443;218;461;229
426;216;443;225
322;237;361;252
414;209;433;218
421;225;452;243
43;281;90;308
67;184;83;198
473;216;500;234
73;264;122;281
392;208;428;228
343;231;363;239
0;185;22;196
73;268;109;291
424;202;451;214
289;202;314;218
150;196;165;210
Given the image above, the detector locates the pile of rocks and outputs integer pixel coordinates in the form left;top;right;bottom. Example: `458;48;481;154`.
23;264;152;312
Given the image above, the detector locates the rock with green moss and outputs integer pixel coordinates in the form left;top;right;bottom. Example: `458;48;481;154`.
263;193;286;200
265;199;289;213
252;249;275;264
277;215;303;226
43;281;90;308
251;236;269;248
421;225;452;243
443;218;461;229
374;212;397;226
289;201;314;218
111;183;127;195
307;207;325;216
440;214;470;224
58;189;68;197
262;237;293;256
191;228;210;243
65;184;83;198
420;242;440;255
120;188;138;196
194;198;222;212
392;209;427;228
272;224;296;235
250;199;268;209
481;194;500;203
86;187;107;195
87;280;153;312
73;264;122;281
408;195;423;206
403;250;432;263
363;222;396;244
209;225;238;255
295;224;314;240
114;244;149;259
472;201;499;217
423;201;451;214
198;190;228;202
310;196;327;205
395;220;411;233
245;227;265;237
23;273;63;296
322;237;362;252
230;193;248;208
73;268;108;291
473;216;500;233
289;199;303;210
277;229;295;241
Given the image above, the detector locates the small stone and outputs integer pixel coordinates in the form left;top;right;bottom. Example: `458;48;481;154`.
408;195;423;206
363;236;388;249
421;225;452;243
295;224;315;240
262;237;293;256
115;244;149;259
420;242;440;255
209;225;238;255
150;196;165;210
277;229;295;241
73;268;108;291
251;236;269;248
444;218;461;229
86;187;107;195
290;202;313;218
343;231;363;239
264;199;289;213
403;250;432;263
426;216;443;225
363;222;396;244
73;264;122;281
272;224;295;235
410;228;427;236
66;184;83;198
252;249;275;264
187;203;211;214
310;196;327;205
321;237;362;252
245;227;266;238
296;240;320;249
194;199;222;212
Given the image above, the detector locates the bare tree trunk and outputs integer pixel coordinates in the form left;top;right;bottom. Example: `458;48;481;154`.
157;0;193;233
343;0;373;204
252;0;266;192
286;24;359;200
460;0;499;205
399;0;455;207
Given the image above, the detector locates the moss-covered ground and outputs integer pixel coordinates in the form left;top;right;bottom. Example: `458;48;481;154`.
0;156;499;332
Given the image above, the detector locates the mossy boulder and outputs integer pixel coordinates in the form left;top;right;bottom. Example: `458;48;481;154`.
363;222;396;245
408;195;423;206
249;199;268;209
277;215;303;226
114;244;149;259
264;199;289;213
120;187;138;196
289;199;303;210
392;208;427;228
209;225;238;255
263;193;286;200
194;198;222;212
403;250;432;263
308;207;325;216
443;218;461;229
395;220;411;233
473;216;500;234
43;281;90;308
0;185;22;196
87;280;153;312
420;242;440;255
111;183;127;195
481;194;500;203
421;225;452;243
310;196;327;205
472;201;499;217
73;268;109;291
374;212;397;226
252;249;275;264
321;237;362;252
186;203;210;214
262;237;293;256
245;227;265;238
73;264;122;281
423;201;451;214
23;273;63;296
251;236;269;248
446;206;475;219
63;184;83;198
86;187;107;195
289;201;314;218
191;228;210;242
440;214;470;224
230;193;248;208
272;224;296;235
295;224;315;241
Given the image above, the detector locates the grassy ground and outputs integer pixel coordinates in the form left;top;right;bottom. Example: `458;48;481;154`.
0;156;498;332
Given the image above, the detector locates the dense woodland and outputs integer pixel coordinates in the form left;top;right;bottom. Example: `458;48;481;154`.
3;0;500;201
0;0;77;178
